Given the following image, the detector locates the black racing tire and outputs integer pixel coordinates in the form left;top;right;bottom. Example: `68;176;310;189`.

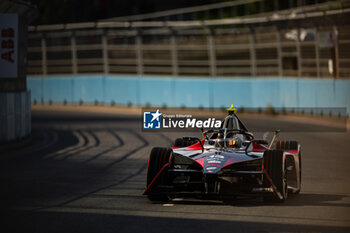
276;140;302;194
146;147;172;201
276;141;298;150
263;150;288;203
174;138;196;147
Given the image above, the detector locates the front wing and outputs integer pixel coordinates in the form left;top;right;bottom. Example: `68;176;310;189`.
143;150;300;199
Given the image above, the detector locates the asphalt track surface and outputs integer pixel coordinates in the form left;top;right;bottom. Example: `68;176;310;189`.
1;107;350;233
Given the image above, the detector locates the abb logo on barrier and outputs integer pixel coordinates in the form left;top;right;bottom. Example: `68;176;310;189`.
1;28;15;63
0;14;18;78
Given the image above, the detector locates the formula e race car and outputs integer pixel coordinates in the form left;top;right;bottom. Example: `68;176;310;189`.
143;106;302;203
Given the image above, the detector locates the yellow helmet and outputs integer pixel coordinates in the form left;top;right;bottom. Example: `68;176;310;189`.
226;104;237;115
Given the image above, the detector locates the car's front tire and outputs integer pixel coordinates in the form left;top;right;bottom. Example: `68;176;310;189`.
263;150;288;203
146;147;172;201
276;140;301;194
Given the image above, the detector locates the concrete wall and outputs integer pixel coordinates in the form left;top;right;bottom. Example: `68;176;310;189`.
0;90;31;143
28;75;350;116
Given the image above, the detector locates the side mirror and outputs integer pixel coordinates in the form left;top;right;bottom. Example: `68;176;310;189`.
244;139;268;155
183;136;201;141
182;136;204;152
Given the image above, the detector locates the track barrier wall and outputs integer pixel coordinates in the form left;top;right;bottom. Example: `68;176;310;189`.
0;90;31;143
27;75;350;116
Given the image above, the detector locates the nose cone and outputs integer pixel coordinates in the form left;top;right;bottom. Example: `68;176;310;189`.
203;152;228;174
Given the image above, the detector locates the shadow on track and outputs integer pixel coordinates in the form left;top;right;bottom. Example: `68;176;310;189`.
5;210;350;233
0;126;148;212
167;193;350;208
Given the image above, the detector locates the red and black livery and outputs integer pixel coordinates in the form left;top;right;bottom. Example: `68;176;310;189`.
143;110;302;203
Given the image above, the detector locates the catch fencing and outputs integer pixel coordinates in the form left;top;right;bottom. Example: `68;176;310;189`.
27;5;350;79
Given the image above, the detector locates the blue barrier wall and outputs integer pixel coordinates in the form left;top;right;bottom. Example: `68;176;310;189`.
27;75;350;116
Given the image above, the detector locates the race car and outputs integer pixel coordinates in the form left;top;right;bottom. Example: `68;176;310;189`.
143;105;302;203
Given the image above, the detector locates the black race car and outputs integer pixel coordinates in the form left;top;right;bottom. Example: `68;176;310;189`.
143;106;302;203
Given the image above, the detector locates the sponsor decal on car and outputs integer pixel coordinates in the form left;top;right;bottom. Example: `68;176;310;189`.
207;160;221;163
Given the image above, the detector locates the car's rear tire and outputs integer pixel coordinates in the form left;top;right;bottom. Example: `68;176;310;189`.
146;147;172;201
276;140;301;194
174;138;196;147
276;141;298;150
263;150;288;203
